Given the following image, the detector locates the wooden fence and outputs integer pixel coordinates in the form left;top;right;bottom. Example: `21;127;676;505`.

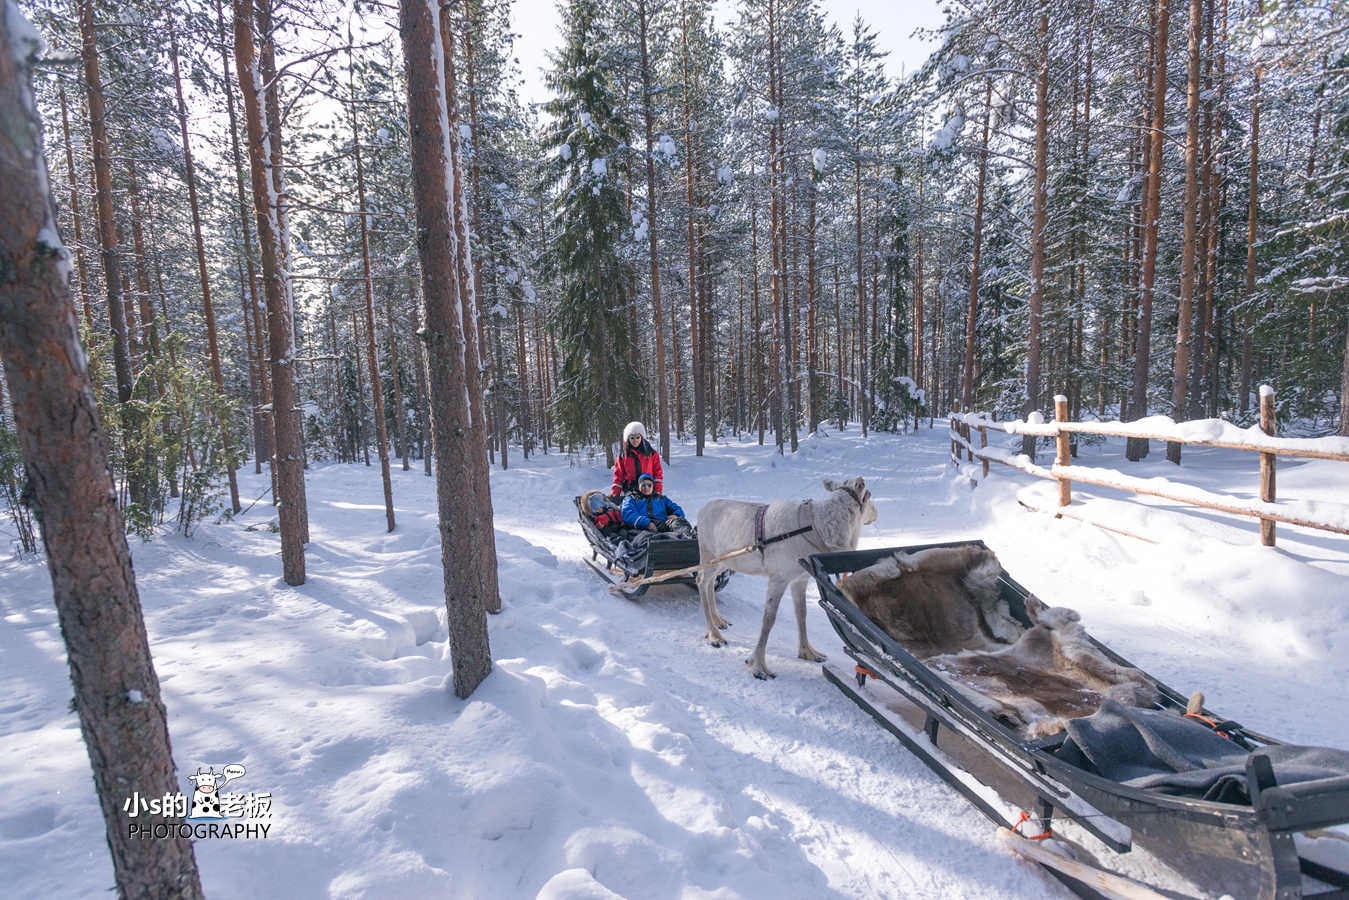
949;387;1349;547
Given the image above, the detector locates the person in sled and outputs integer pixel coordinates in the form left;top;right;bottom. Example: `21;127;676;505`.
611;421;663;498
622;473;692;534
581;489;626;537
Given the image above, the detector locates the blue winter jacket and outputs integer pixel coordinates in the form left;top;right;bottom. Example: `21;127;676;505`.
621;493;685;529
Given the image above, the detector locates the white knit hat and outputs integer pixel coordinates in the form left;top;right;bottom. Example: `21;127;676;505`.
623;421;648;442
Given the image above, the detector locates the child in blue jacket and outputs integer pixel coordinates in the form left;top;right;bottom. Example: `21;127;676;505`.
622;473;692;534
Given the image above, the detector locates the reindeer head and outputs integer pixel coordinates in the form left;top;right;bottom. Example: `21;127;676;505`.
823;477;877;525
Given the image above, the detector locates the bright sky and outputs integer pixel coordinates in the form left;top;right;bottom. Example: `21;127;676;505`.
508;0;949;110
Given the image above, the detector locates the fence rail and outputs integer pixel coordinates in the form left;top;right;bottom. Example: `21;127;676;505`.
948;387;1349;547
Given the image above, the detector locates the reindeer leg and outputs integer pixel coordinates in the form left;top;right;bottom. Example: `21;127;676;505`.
747;577;788;679
698;568;728;647
701;557;731;629
792;576;826;663
712;598;732;630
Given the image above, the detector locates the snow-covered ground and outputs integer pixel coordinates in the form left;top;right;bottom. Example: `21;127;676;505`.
3;425;1347;899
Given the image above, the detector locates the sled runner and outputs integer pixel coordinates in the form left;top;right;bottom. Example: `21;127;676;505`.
575;496;731;600
804;541;1349;900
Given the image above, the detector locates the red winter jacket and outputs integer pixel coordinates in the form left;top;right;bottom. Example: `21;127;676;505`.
591;508;624;533
611;440;663;496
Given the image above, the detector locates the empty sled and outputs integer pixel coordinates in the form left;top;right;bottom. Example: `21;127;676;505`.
804;540;1349;900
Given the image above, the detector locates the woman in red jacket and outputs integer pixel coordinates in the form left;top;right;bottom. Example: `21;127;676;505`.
611;421;663;497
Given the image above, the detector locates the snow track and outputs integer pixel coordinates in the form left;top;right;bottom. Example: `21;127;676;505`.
3;427;1346;898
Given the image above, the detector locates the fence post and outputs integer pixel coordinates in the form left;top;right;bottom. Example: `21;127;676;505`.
1259;386;1277;547
950;417;957;464
1055;395;1071;507
979;426;989;478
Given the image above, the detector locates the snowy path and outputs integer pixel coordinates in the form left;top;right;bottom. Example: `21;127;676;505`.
3;427;1347;899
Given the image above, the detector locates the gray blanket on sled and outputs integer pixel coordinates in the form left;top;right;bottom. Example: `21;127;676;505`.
1059;699;1349;805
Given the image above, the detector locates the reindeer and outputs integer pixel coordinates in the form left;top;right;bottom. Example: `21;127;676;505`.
695;477;878;679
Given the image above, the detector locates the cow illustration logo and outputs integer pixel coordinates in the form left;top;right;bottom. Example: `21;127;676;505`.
188;764;245;820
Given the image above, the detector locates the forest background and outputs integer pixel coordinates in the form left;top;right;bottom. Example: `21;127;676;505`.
2;0;1347;560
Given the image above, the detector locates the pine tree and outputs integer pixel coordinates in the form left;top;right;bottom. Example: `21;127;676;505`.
397;0;494;698
234;0;307;583
543;0;642;460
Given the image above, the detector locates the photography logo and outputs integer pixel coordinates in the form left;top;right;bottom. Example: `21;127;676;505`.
123;763;273;840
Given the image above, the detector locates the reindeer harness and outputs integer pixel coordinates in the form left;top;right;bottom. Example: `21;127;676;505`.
751;483;864;556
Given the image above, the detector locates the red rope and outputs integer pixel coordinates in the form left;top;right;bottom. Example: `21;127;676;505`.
1013;810;1054;841
1184;713;1231;738
855;665;878;680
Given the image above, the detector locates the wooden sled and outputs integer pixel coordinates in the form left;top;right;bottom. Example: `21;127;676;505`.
575;495;731;600
804;541;1349;900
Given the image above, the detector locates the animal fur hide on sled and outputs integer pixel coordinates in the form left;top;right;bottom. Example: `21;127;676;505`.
838;546;1023;658
838;546;1157;738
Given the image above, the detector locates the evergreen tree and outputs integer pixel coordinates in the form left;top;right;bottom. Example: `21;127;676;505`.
542;0;642;461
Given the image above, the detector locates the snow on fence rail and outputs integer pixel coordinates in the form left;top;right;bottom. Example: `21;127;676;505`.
947;387;1349;547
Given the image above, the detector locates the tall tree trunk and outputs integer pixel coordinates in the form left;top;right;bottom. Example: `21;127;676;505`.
352;308;370;465
778;165;797;449
387;295;408;468
329;312;349;461
80;0;155;514
77;0;132;405
854;155;868;435
1206;0;1228;418
1341;322;1349;435
1074;0;1094;438
256;0;308;538
172;24;241;512
0;14;203;893
120;266;140;372
240;260;263;471
751;178;764;443
766;0;792;451
235;0;305;584
1025;6;1051;459
57;84;93;329
399;0;493;697
217;0;270;478
705;251;720;442
1191;0;1214;417
806;178;818;434
1240;0;1262;416
962;79;993;412
767;162;783;449
637;5;669;459
459;3;492;456
514;300;530;458
125;160;156;363
442;0;501;614
835;260;845;431
1128;0;1170;461
410;304;433;474
349;61;396;531
682;4;704;456
1169;0;1202;464
491;286;509;469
